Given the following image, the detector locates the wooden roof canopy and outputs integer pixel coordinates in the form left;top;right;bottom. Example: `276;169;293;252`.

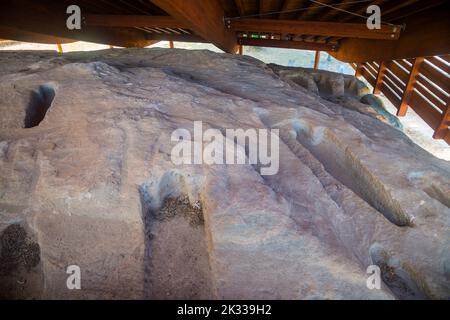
0;0;449;62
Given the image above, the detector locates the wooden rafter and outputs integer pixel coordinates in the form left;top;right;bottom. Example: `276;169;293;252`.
297;0;332;21
380;0;422;18
84;14;190;29
278;0;308;20
150;0;238;53
143;33;206;43
0;0;155;47
259;0;281;18
234;0;246;17
384;0;447;22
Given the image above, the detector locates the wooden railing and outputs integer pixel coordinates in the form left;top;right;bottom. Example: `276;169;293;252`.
352;55;450;144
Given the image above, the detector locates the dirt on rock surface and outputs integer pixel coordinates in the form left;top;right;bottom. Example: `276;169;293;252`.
0;224;40;274
143;196;213;299
0;224;42;299
0;48;448;299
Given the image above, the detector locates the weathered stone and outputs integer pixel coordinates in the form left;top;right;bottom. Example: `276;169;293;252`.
360;94;403;130
269;64;401;129
0;48;448;299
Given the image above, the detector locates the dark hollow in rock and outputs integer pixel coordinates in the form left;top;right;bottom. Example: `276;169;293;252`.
0;224;40;275
296;131;412;227
139;193;213;299
423;184;450;209
370;243;430;299
24;84;55;128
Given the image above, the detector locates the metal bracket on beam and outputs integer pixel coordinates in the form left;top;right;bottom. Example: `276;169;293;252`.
229;18;402;40
238;38;339;52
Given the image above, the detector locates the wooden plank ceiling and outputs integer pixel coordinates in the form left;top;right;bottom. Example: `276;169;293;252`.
0;0;448;60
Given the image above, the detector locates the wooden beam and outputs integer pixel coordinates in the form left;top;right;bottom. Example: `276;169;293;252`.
0;0;155;48
297;0;332;21
279;0;308;20
234;0;246;17
397;57;424;117
258;0;284;19
150;0;238;53
316;0;385;43
0;25;75;44
373;62;387;95
380;0;423;19
433;100;449;140
313;51;320;70
331;4;450;62
84;14;189;29
227;18;401;40
238;38;338;51
383;0;446;22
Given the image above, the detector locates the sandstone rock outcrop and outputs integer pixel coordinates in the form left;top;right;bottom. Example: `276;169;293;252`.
0;48;448;299
268;64;403;129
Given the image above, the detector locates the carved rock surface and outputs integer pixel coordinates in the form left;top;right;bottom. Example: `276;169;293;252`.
0;48;449;299
268;64;403;129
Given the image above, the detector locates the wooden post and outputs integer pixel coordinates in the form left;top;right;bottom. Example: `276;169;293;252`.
355;63;362;77
169;40;174;48
373;61;387;94
433;100;449;139
56;43;63;54
397;57;424;117
314;50;321;70
109;45;114;49
238;44;243;55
